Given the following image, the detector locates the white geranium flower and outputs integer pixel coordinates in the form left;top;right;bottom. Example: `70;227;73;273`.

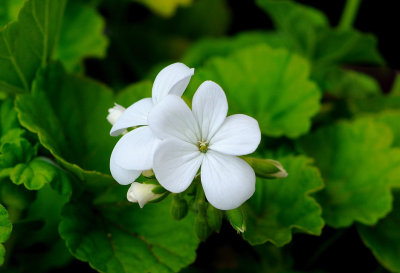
109;63;194;185
127;182;165;208
148;81;261;210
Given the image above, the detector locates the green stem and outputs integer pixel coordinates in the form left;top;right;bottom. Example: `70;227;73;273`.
338;0;362;31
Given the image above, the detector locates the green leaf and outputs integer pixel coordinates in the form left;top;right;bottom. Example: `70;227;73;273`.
182;31;290;68
299;118;400;228
59;193;199;273
256;0;384;67
15;63;115;187
323;68;381;98
191;44;321;138
0;98;20;136
358;192;400;272
256;0;328;58
55;1;108;72
116;81;152;106
0;204;12;266
0;0;66;94
134;0;192;17
0;0;24;27
372;111;400;148
243;155;324;246
0;129;36;170
10;157;62;190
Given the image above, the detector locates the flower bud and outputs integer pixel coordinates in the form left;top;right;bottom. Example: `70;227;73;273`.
225;207;245;233
194;213;211;241
127;182;165;208
107;103;125;125
242;157;288;179
170;195;188;220
206;204;223;232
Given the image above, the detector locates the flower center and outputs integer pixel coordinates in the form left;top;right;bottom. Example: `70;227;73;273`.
198;140;209;153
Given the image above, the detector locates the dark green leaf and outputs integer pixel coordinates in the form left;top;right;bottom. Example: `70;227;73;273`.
0;204;12;265
0;0;66;94
15;63;115;188
55;1;108;71
358;192;400;272
243;155;324;246
59;194;199;273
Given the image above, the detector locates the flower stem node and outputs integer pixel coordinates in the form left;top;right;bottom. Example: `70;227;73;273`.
225;207;246;233
107;103;125;125
170;195;189;220
242;157;288;179
127;182;166;208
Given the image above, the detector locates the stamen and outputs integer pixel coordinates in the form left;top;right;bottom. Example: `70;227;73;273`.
198;140;208;153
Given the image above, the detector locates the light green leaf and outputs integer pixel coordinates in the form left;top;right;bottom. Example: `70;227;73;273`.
191;44;321;138
10;157;61;190
134;0;192;17
15;63;115;194
0;204;12;266
182;31;290;68
358;192;400;272
366;111;400;148
0;0;66;94
243;155;324;246
59;192;199;273
299;118;400;228
55;1;108;72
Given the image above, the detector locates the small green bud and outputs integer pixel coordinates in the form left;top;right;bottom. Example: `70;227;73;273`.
170;195;188;220
206;204;223;232
194;213;211;241
242;157;288;179
226;207;246;233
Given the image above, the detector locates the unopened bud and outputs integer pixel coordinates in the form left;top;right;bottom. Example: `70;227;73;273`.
206;204;223;232
170;195;188;220
127;182;165;208
107;103;125;125
194;213;211;241
226;207;245;233
242;157;288;179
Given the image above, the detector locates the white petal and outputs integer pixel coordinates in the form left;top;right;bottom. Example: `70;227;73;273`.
107;103;126;125
209;114;261;156
110;98;153;136
110;149;141;185
148;95;200;144
152;63;194;104
192;81;228;141
153;138;203;193
113;126;160;171
201;150;255;210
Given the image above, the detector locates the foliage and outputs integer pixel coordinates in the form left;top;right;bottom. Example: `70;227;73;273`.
0;0;398;272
